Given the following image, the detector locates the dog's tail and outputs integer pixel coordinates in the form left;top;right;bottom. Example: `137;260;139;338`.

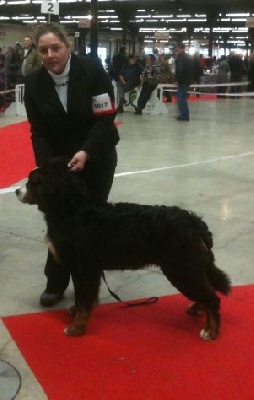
206;264;231;295
193;215;231;296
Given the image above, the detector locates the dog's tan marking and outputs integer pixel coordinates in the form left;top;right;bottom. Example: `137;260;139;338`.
64;307;92;336
200;308;220;340
69;299;99;317
67;301;99;336
188;302;219;340
45;235;61;264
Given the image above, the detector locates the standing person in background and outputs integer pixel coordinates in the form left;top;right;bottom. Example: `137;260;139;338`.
20;35;41;82
158;53;173;102
228;52;245;99
247;53;254;97
216;55;229;98
134;54;161;115
5;46;21;89
24;23;119;307
192;53;204;98
0;48;5;90
174;44;193;121
0;47;5;69
110;46;128;105
117;54;142;113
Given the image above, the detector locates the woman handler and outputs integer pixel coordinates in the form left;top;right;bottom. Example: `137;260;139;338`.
24;23;119;307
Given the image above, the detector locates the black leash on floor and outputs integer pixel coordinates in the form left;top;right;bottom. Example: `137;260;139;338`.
101;271;158;307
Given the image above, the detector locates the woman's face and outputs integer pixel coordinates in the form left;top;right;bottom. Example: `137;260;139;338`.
37;32;70;74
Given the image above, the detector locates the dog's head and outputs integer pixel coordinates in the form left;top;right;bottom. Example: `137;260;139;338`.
16;157;90;215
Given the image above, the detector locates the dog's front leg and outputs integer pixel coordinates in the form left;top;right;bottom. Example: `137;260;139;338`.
65;307;91;336
64;268;101;337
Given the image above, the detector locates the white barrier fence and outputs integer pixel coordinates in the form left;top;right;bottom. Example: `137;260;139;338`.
4;81;254;117
5;84;26;117
114;81;252;115
157;81;251;102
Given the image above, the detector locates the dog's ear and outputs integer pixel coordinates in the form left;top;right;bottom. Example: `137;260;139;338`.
34;157;91;214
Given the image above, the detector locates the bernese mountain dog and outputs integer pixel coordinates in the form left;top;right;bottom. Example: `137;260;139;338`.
16;157;231;340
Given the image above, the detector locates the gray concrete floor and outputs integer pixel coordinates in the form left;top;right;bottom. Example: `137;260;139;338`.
0;97;254;398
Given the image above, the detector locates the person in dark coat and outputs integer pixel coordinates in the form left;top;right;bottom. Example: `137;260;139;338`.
134;54;161;115
175;44;193;121
216;55;229;98
110;47;128;106
192;53;204;97
228;52;245;99
24;23;119;307
247;53;254;96
117;54;142;112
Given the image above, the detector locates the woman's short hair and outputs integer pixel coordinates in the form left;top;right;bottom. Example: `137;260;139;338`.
34;23;69;47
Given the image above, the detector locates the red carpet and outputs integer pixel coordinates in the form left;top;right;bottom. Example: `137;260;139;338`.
3;285;254;400
0;121;35;188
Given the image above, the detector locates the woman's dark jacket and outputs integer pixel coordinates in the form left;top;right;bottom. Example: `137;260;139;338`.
24;53;119;166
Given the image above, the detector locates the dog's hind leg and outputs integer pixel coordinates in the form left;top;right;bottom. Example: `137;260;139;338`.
161;265;221;340
64;269;101;337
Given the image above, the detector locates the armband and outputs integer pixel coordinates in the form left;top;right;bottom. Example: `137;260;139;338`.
92;93;115;115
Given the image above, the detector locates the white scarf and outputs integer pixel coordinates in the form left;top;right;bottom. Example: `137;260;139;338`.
48;57;71;112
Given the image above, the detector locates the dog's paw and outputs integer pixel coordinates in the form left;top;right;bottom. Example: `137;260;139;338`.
200;328;218;341
64;325;86;337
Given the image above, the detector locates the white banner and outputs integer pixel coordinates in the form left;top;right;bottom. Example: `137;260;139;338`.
154;31;169;41
246;17;254;28
41;0;59;15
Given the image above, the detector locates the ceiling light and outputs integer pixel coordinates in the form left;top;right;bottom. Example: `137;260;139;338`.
72;15;92;19
155;15;173;18
59;19;79;23
7;0;30;4
188;19;206;22
226;13;250;17
166;19;186;22
98;15;118;19
135;15;152;19
12;15;34;19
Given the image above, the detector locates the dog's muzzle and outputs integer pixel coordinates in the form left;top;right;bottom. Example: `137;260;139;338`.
15;186;28;203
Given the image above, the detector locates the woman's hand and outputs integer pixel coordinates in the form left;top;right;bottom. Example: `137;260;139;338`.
68;150;90;172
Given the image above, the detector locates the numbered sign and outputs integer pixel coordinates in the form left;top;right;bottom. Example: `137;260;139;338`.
41;0;59;15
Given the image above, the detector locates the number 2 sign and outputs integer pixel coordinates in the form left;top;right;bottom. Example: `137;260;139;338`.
41;0;59;15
